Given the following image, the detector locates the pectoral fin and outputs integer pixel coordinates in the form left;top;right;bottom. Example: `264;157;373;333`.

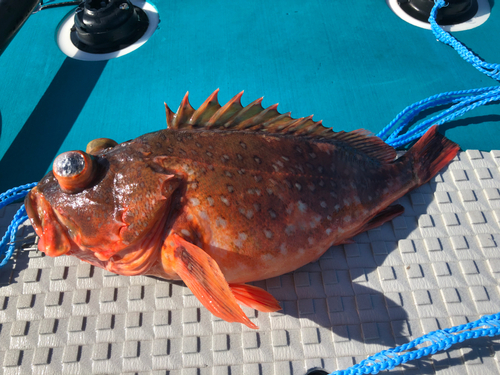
230;284;281;313
166;233;258;329
362;204;404;232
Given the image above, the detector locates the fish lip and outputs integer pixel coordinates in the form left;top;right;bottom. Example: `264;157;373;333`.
24;188;43;238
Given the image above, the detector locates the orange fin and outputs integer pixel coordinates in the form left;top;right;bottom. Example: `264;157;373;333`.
163;91;404;163
169;234;258;329
362;204;405;232
229;284;282;313
405;125;460;184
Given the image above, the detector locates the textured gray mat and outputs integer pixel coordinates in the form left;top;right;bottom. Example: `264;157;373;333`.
0;150;500;375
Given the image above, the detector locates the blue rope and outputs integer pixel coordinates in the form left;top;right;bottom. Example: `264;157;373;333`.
0;182;37;268
376;0;500;148
329;1;500;373
0;3;498;374
329;313;500;374
429;0;500;81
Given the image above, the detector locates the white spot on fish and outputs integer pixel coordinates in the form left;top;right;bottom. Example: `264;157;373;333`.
338;227;345;234
261;254;274;261
199;211;209;220
254;156;262;164
308;237;314;245
253;203;261;212
207;197;215;206
334;204;340;211
281;156;290;161
285;224;295;236
181;229;191;237
354;196;361;204
220;196;230;206
343;199;350;206
309;153;317;159
327;215;332;221
246;210;254;220
182;165;195;175
186;214;194;221
268;209;277;219
227;185;234;193
320;201;327;208
298;201;307;213
232;233;248;248
344;215;351;222
190;198;200;206
308;183;315;192
216;217;227;228
280;243;287;255
225;171;233;178
326;228;332;235
240;141;247;149
295;183;302;191
264;229;273;239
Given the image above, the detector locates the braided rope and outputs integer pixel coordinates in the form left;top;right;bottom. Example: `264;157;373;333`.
376;0;500;147
329;313;500;374
0;182;37;267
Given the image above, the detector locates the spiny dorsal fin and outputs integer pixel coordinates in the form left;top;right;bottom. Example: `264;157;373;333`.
165;90;397;163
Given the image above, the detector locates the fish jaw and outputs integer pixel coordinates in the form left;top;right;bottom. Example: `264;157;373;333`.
25;188;73;257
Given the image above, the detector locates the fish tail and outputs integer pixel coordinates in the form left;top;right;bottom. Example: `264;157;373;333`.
405;125;460;185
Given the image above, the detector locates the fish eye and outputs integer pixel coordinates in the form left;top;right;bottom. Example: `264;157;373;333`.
86;138;118;155
53;151;96;193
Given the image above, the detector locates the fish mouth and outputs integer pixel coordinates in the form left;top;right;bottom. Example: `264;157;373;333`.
24;187;73;257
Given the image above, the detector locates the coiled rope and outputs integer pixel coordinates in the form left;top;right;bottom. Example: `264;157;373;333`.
376;0;500;148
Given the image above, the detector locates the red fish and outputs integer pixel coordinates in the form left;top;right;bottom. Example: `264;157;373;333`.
25;90;460;328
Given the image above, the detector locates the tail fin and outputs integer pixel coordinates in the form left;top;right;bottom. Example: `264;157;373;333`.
405;126;460;184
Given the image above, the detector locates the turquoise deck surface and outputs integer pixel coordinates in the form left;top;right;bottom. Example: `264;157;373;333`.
0;0;499;191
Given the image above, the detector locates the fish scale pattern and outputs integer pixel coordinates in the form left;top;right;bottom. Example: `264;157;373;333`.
0;150;500;375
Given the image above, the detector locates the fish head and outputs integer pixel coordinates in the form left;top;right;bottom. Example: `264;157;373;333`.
25;138;180;262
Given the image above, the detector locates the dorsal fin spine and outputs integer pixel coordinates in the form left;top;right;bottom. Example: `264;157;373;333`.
164;91;398;164
230;98;264;129
207;91;244;127
244;104;281;131
165;103;175;128
189;89;220;126
173;92;195;128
